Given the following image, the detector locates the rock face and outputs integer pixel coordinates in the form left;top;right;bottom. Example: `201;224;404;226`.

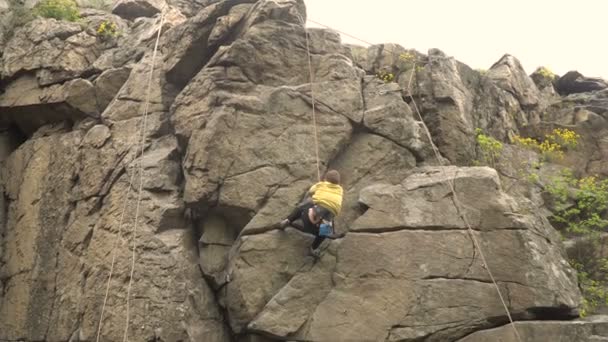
231;167;580;341
0;0;604;341
0;48;224;340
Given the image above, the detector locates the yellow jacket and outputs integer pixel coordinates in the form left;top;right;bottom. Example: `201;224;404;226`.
309;181;343;216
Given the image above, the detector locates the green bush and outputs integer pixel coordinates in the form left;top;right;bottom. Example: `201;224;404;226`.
546;170;608;316
572;258;608;317
34;0;80;21
474;128;503;168
547;171;608;236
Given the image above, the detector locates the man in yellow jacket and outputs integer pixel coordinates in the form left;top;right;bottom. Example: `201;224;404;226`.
280;170;344;256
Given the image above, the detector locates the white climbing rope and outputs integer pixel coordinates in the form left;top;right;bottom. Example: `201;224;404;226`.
304;18;523;342
95;174;135;342
94;10;166;342
405;60;523;342
123;10;166;342
299;15;321;181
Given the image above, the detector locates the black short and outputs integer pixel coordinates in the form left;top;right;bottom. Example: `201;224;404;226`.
313;205;334;222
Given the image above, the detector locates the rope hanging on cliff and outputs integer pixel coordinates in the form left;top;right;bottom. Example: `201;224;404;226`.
404;59;523;342
304;18;523;342
94;10;167;342
122;11;166;342
301;16;322;182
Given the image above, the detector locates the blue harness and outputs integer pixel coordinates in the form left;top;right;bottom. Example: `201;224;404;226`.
319;221;333;237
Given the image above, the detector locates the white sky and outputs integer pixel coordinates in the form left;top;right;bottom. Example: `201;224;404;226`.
304;0;607;79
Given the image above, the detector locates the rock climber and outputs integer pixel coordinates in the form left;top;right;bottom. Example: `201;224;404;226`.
279;169;344;257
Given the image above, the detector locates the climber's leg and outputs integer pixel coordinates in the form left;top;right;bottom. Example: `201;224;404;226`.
311;235;325;250
281;203;317;234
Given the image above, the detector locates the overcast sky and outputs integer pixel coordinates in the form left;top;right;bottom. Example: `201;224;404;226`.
304;0;607;79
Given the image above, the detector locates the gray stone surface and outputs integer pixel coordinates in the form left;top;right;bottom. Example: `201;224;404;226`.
458;316;608;342
0;0;603;341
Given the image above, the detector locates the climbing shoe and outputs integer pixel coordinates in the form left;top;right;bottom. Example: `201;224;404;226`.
328;232;346;239
309;246;321;258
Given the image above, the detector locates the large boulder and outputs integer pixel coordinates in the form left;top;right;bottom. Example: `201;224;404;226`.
93;67;132;111
162;0;257;86
0;75;98;135
112;0;166;20
2;18;105;85
557;71;608;95
486;54;542;109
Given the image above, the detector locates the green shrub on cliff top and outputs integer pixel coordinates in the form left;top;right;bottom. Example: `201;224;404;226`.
34;0;80;21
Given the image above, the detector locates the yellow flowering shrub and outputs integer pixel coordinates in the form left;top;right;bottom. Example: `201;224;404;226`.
97;20;119;40
512;128;580;161
376;70;394;83
399;52;416;64
537;66;556;81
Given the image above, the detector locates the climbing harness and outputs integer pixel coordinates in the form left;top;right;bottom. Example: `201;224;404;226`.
303;18;523;342
95;10;166;342
318;221;333;237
